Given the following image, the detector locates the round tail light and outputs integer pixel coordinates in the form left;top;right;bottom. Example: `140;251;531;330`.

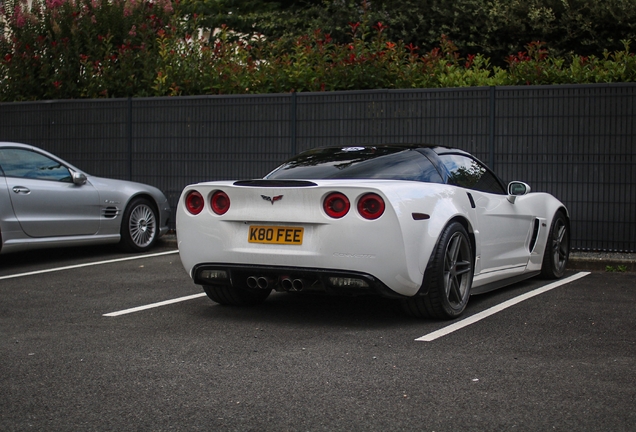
357;193;385;220
185;191;204;215
211;190;230;215
323;192;350;219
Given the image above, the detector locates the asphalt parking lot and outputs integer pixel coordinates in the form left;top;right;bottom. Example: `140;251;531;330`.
1;239;635;431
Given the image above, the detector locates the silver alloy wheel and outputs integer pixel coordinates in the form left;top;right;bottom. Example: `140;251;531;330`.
128;203;157;248
444;232;473;307
551;217;569;274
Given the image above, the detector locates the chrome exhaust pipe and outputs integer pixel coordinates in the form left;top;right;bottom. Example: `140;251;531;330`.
246;276;258;289
292;279;305;291
280;277;293;291
257;277;272;289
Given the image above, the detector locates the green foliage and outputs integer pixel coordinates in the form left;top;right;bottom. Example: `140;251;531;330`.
0;0;176;100
606;265;628;273
177;0;300;34
1;0;635;101
176;0;636;64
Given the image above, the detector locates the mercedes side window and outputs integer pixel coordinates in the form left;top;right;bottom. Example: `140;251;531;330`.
0;149;72;182
438;154;506;194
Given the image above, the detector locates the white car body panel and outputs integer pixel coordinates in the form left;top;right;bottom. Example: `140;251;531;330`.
177;178;566;298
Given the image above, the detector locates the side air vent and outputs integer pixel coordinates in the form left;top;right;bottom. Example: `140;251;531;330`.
529;218;540;252
466;192;476;209
102;207;120;219
234;180;318;187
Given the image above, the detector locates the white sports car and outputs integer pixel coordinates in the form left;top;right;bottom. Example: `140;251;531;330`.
177;145;570;319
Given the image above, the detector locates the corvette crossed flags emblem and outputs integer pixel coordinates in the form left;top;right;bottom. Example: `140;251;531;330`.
261;195;283;205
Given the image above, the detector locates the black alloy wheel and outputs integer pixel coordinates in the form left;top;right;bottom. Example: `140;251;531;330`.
541;211;570;279
401;221;474;319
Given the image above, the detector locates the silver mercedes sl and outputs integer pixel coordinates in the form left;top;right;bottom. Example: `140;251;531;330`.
0;142;170;254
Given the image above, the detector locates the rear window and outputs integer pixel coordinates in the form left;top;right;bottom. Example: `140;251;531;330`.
266;147;444;183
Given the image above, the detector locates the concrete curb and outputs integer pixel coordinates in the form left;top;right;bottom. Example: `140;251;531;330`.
568;256;635;273
158;234;178;248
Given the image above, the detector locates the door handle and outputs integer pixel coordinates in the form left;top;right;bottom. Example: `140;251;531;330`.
12;186;31;194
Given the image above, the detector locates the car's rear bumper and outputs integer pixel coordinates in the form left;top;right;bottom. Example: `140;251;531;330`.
191;263;408;299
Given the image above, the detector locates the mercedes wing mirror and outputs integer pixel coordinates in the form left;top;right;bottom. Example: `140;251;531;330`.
71;170;88;185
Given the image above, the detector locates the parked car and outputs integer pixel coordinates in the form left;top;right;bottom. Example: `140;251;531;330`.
0;142;170;254
177;144;570;319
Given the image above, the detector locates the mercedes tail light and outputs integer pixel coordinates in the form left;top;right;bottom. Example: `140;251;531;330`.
323;192;350;219
185;191;204;215
211;190;230;215
357;193;385;220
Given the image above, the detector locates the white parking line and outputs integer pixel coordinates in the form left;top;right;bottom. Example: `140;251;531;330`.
0;250;179;280
415;271;591;342
103;293;207;317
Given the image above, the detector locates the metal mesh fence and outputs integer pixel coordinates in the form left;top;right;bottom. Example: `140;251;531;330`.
1;84;634;251
493;85;635;251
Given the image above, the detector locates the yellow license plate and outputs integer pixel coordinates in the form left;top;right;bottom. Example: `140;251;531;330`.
248;226;304;245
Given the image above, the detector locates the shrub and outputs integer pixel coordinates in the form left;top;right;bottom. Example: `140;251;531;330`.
0;0;176;100
1;2;635;102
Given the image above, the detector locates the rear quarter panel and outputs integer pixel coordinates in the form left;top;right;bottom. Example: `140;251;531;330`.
512;192;569;271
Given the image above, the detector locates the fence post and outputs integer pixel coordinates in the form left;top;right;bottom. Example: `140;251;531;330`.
127;97;133;180
290;91;297;157
489;86;496;169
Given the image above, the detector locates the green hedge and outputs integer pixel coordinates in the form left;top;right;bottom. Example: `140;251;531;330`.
178;0;636;64
1;0;635;101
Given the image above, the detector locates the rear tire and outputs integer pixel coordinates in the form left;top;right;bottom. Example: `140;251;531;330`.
119;197;158;252
541;211;570;279
401;222;473;319
203;285;271;306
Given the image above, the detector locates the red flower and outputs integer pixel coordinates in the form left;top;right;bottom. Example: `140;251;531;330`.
465;54;475;68
53;81;62;89
46;0;64;9
373;22;387;33
405;43;418;54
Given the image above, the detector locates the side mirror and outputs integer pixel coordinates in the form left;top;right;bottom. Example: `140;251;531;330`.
71;170;87;185
507;181;531;203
